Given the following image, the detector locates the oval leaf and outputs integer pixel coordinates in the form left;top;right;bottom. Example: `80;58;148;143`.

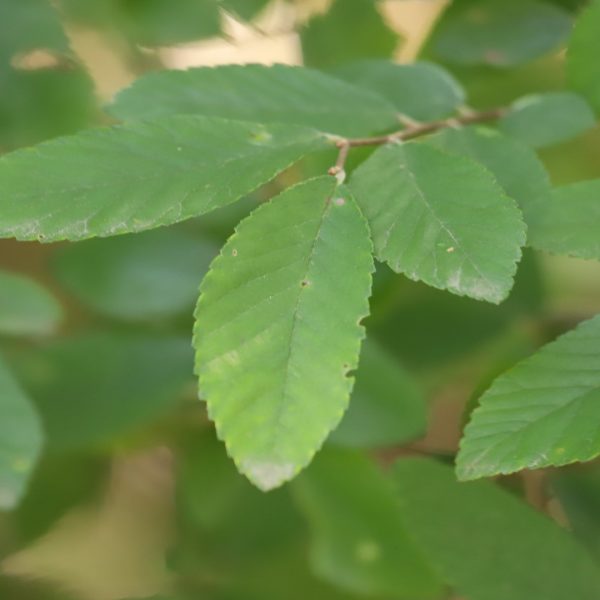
194;177;374;490
394;458;600;600
499;92;596;148
332;60;465;121
0;115;329;242
108;64;398;137
0;270;62;336
0;354;43;510
458;314;600;480
292;448;442;598
349;142;526;303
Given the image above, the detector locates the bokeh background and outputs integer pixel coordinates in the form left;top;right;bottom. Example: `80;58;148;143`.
1;1;600;599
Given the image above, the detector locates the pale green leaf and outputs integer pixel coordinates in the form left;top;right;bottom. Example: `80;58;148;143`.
349;142;526;303
394;457;600;600
0;354;43;510
427;126;553;226
300;0;397;69
330;339;426;448
292;448;442;598
526;179;600;260
567;0;600;113
457;314;600;480
194;177;373;490
499;92;596;148
108;64;398;137
0;270;62;336
430;0;571;67
0;115;328;242
53;228;218;320
332;60;465;121
11;333;193;451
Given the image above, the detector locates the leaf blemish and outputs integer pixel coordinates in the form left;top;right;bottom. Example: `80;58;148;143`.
334;197;346;206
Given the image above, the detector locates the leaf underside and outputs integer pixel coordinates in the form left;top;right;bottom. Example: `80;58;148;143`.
194;177;373;490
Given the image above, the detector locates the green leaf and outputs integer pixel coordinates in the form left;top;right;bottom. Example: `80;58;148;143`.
0;0;69;60
394;457;600;600
292;448;442;598
115;0;221;46
567;0;600;113
0;354;43;510
194;177;373;490
10;333;193;451
332;60;466;121
329;339;426;448
526;179;600;260
499;92;596;148
0;115;328;242
349;142;526;303
457;314;600;480
430;0;571;67
0;270;62;336
219;0;270;20
300;0;397;69
54;228;218;321
108;64;398;137
427;126;553;226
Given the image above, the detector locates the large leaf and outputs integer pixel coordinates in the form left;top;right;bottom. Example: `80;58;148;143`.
0;354;43;510
333;60;465;121
427;126;553;226
567;0;600;113
526;179;600;260
10;333;193;451
194;177;373;490
292;448;442;598
53;228;218;321
0;115;328;242
349;142;526;303
0;270;62;336
300;0;397;69
108;64;398;137
498;92;596;148
329;339;426;448
429;0;571;67
457;314;600;480
394;457;600;600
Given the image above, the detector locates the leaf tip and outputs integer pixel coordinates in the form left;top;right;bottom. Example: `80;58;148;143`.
240;458;297;492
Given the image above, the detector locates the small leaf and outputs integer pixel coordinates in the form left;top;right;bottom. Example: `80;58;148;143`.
0;270;62;336
194;177;373;490
53;228;219;321
457;314;600;480
300;0;397;69
0;354;43;510
527;179;600;260
292;448;442;598
0;115;328;242
499;92;596;148
11;333;194;451
349;142;526;303
430;0;571;67
333;60;465;121
394;457;600;600
108;64;398;137
330;339;427;448
427;126;553;226
567;0;600;113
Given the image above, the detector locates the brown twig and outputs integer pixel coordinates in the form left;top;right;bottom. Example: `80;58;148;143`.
327;107;508;178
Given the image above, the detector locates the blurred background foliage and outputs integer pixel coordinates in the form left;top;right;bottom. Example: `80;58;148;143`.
1;1;600;599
